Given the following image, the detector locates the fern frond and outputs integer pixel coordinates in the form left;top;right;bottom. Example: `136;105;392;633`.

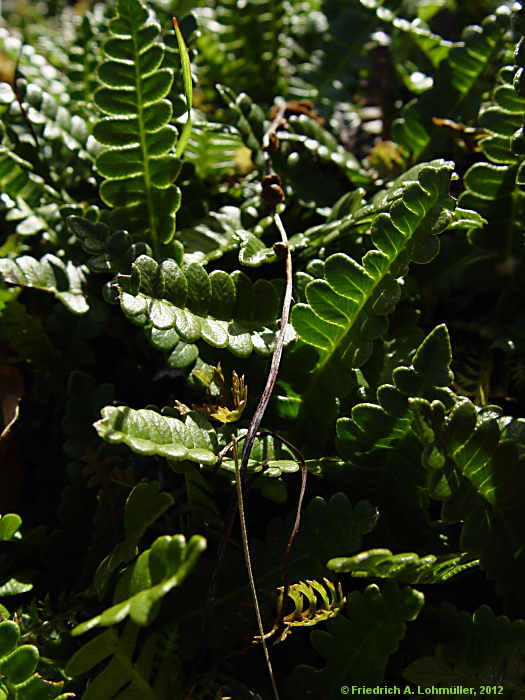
291;160;455;442
403;604;525;688
393;7;512;161
334;318;525;604
93;481;174;598
67;13;105;108
328;549;479;584
336;324;454;458
0;254;89;314
72;533;206;634
0;146;64;242
406;395;525;607
216;85;266;171
277;113;371;185
292;161;455;363
184;121;245;180
220;431;300;477
94;406;218;465
66;620;162;700
460;8;525;250
0;619;74;699
175;494;378;653
287;159;448;258
0;79;94;243
12;77;99;175
177;206;249;266
92;0;183;254
116;254;291;364
68;216;153;275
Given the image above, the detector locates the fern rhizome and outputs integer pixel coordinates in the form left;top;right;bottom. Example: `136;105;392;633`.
1;0;525;698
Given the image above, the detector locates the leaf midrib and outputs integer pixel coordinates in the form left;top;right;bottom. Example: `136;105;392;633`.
131;20;158;258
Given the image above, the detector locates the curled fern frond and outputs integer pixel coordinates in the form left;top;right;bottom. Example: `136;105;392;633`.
216;84;266;171
264;578;345;643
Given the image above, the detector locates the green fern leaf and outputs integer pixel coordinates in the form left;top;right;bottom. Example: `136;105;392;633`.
184;123;245;180
336;324;454;457
219;431;300;477
292;161;455;362
215;85;265;171
0;138;67;243
291;160;455;442
68;216;153;275
460;9;525;250
93;482;174;598
407;394;525;607
288;160;446;257
177;206;250;266
67;13;103;107
328;549;479;584
72;533;206;634
66;620;160;700
278;114;370;185
0;254;89;314
393;7;512;161
116;254;290;364
93;0;183;253
0;619;73;699
94;406;218;464
403;604;525;688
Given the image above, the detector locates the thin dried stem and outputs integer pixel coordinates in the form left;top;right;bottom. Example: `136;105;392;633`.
202;102;302;695
233;436;281;700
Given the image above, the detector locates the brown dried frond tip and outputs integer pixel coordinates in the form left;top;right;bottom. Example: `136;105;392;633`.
262;174;285;206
